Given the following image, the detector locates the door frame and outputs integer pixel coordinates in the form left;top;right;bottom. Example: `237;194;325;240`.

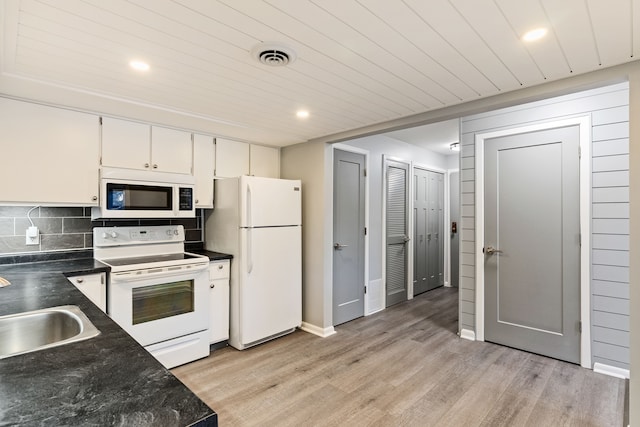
332;144;370;316
446;168;459;288
474;116;592;368
411;164;449;297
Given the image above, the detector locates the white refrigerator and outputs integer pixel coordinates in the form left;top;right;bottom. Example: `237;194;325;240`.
205;176;302;350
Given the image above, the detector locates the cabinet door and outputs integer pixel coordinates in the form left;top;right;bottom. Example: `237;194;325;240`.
250;144;280;178
101;117;151;171
151;126;193;174
193;134;215;208
67;273;106;313
215;138;249;178
209;261;230;344
0;98;99;205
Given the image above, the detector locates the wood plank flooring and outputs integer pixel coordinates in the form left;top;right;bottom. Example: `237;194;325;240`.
172;287;626;426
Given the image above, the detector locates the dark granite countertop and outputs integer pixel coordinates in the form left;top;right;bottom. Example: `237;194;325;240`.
189;249;233;261
0;256;109;276
0;259;217;427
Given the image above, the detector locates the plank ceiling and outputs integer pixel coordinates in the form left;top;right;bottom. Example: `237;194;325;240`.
1;0;639;146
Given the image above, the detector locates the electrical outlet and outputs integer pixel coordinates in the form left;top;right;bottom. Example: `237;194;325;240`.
25;226;40;245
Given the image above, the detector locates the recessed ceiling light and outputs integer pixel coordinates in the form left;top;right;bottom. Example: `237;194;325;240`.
296;110;309;119
522;28;547;42
130;60;150;72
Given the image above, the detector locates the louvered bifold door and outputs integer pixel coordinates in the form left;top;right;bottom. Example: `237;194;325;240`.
385;160;409;307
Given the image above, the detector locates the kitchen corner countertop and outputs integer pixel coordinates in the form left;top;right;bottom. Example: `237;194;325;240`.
0;258;217;427
189;250;233;261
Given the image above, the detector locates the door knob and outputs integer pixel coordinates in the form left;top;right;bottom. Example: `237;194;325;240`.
334;243;349;250
485;246;503;255
403;235;411;242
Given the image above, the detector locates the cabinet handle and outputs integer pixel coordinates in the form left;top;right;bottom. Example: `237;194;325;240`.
218;264;224;269
195;199;199;204
91;196;98;201
144;163;150;168
210;283;215;289
153;164;158;169
76;278;84;284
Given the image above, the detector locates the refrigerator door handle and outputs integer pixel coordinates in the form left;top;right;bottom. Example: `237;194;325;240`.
246;183;252;228
247;227;253;274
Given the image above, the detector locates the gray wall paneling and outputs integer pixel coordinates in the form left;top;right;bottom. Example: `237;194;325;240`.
459;82;630;369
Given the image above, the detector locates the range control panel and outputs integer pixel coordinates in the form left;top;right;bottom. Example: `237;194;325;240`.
94;225;185;247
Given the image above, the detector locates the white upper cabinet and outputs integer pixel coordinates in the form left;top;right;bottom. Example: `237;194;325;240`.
250;144;279;178
101;117;150;171
151;126;193;174
101;117;192;174
214;138;279;179
193;133;215;208
0;97;99;205
215;138;249;178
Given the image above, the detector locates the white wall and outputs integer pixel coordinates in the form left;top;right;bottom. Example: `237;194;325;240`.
446;153;459;170
281;141;333;332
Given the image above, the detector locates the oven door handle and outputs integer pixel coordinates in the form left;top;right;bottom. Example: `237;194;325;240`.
110;263;209;283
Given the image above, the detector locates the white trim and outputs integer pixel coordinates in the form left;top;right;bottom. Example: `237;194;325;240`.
331;143;370;319
474;116;592;368
460;329;476;341
445;169;458;288
300;322;336;338
593;362;630;379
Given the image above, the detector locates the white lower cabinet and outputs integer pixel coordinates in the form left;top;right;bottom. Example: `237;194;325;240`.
209;260;230;344
66;272;107;313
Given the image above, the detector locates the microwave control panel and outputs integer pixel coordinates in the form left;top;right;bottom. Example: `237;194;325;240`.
178;187;193;210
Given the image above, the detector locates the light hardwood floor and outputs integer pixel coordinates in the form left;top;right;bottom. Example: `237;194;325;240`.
172;287;626;426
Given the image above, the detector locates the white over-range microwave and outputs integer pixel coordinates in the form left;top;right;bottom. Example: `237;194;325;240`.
92;167;196;219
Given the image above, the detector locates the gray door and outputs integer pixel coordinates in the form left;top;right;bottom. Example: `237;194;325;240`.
450;171;460;287
484;125;580;364
333;149;366;325
426;171;444;290
413;168;444;295
386;159;409;307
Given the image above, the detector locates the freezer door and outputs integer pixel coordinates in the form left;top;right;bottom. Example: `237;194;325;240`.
238;226;302;345
240;176;301;227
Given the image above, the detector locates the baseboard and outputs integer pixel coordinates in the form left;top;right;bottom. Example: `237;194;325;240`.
300;322;336;338
365;307;384;316
593;362;630;379
459;328;476;341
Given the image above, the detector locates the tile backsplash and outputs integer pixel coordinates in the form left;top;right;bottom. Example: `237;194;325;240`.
0;206;204;255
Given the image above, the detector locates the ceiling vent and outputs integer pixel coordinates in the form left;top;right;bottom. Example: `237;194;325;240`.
251;43;297;67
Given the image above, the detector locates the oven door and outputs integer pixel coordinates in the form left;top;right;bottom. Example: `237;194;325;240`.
108;264;209;346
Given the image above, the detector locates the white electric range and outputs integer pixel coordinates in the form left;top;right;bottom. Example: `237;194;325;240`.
94;225;210;369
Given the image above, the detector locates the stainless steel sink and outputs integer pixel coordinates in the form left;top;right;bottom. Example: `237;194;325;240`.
0;305;100;359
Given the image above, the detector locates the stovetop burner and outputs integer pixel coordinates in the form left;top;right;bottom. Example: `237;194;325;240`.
93;225;209;272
